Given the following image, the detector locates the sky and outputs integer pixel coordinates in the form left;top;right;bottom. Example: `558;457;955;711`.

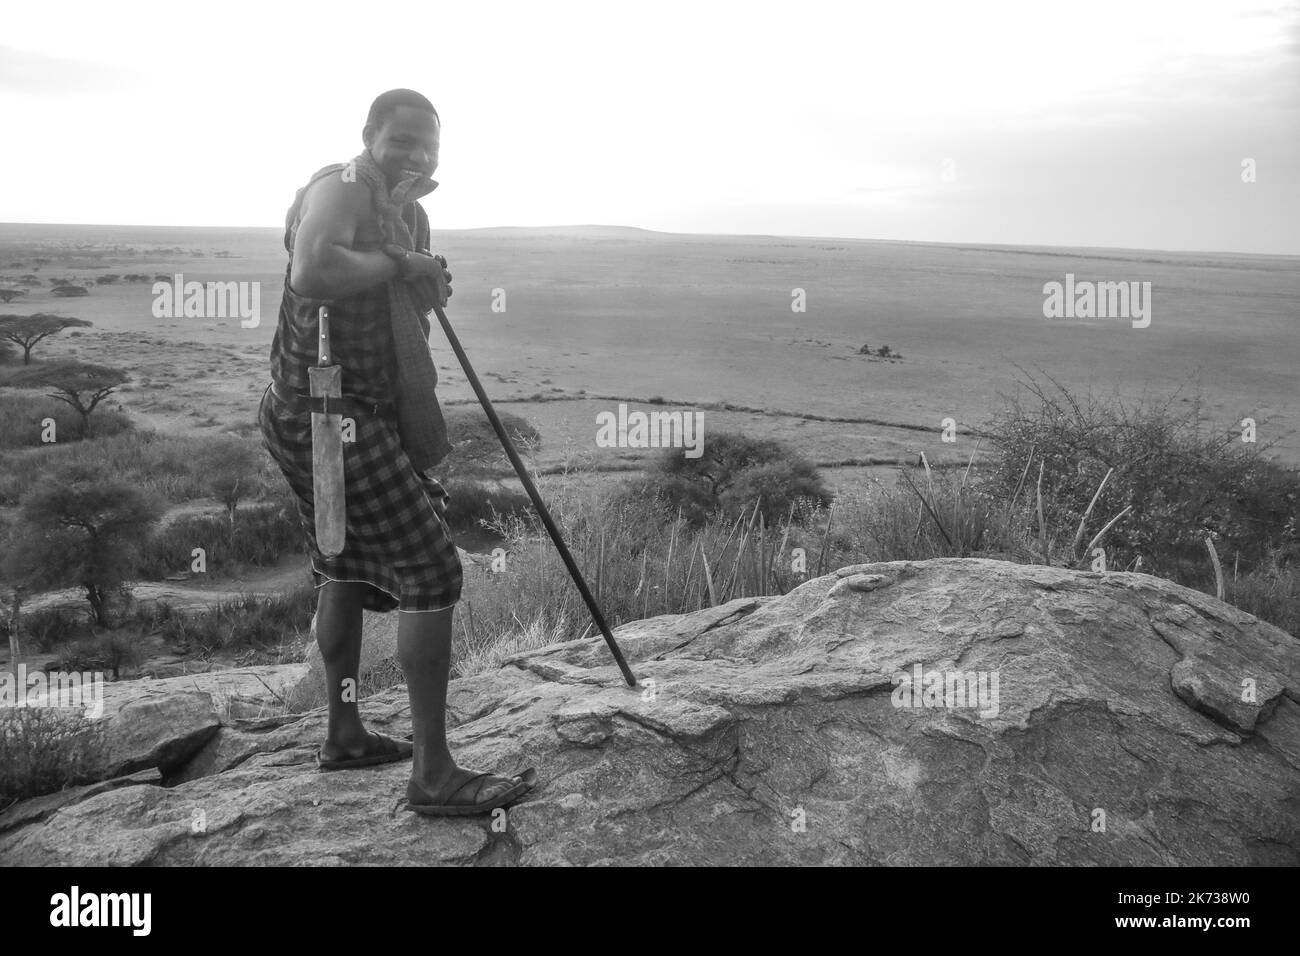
1;0;1297;253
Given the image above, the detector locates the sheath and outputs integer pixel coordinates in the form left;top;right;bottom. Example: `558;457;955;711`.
258;165;462;613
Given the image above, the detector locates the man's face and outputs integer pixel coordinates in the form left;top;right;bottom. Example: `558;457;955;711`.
364;105;440;187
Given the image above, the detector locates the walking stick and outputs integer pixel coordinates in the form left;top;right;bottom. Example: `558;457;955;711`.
428;298;638;688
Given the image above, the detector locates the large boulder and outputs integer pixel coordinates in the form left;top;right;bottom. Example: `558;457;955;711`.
1;559;1296;865
95;664;308;776
3;663;308;790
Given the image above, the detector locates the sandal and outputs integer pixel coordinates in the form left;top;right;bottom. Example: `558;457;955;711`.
404;767;538;816
317;730;414;772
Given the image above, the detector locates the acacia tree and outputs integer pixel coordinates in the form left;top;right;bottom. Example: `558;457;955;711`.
0;288;28;304
6;464;162;628
194;438;266;546
0;313;93;364
0;360;127;435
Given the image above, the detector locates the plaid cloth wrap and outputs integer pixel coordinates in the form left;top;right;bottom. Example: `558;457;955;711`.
259;164;462;613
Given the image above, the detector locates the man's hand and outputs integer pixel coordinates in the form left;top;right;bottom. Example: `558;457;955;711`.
406;252;453;308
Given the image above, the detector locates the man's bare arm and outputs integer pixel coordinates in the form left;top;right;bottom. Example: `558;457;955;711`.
290;174;399;300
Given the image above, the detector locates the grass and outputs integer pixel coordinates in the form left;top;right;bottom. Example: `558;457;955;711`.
135;497;304;579
132;584;317;657
0;605;83;653
441;476;532;537
0;392;134;449
0;425;268;506
1226;551;1300;638
0;707;109;805
3;583;317;673
450;467;832;671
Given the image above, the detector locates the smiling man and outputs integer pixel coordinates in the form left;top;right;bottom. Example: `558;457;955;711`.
259;89;536;816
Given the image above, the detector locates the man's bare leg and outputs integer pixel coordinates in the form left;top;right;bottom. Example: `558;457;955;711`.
315;581;379;759
397;606;519;804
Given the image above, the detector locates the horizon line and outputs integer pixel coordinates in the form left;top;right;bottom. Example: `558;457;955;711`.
1;221;1295;260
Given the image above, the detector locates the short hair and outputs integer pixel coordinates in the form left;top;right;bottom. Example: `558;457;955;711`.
366;89;439;130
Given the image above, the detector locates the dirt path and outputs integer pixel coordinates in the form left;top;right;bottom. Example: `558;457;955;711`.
23;558;313;618
16;495;309;616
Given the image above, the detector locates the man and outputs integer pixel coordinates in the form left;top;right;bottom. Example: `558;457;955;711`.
259;89;535;815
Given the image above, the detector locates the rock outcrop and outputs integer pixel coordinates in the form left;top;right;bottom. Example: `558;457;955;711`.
2;559;1296;865
5;663;307;787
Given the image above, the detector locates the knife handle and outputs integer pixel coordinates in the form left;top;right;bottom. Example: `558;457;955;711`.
318;306;331;365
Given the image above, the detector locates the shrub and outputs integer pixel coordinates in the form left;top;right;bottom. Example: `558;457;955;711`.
135;500;303;579
442;407;541;481
718;457;834;528
0;708;109;804
981;372;1300;587
1225;551;1300;638
0;429;270;506
638;430;833;527
0;392;133;449
0;605;85;653
140;585;317;655
54;631;143;680
440;477;533;536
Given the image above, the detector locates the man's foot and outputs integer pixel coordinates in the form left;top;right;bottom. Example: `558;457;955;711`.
404;766;538;816
317;730;414;772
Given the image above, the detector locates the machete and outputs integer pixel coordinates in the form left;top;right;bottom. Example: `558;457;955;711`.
309;305;346;557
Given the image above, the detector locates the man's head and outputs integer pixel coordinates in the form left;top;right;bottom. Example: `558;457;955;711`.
363;89;441;188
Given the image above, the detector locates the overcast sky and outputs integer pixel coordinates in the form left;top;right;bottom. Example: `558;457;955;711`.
1;0;1296;253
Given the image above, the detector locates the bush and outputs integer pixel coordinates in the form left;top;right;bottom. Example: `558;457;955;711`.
718;458;834;528
0;392;133;449
0;428;275;506
135;499;304;579
54;631;143;680
441;476;533;536
139;585;316;655
638;430;834;527
1226;552;1300;638
442;407;541;480
0;708;108;804
0;606;85;653
981;373;1300;588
